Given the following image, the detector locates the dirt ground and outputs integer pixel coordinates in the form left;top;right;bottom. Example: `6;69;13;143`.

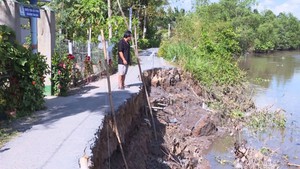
96;68;280;169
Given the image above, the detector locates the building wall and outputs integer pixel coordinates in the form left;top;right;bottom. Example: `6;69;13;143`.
1;0;56;94
38;9;56;87
0;0;21;42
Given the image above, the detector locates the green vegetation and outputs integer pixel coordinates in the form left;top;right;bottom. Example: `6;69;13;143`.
248;109;286;131
159;0;300;86
0;127;18;147
158;0;289;133
48;0;174;46
51;53;75;96
159;11;244;86
230;109;244;119
42;1;180;94
0;25;49;119
49;0;108;42
260;147;272;155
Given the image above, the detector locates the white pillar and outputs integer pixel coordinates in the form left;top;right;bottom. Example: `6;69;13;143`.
129;7;132;31
68;40;73;54
88;27;92;57
0;1;22;43
143;7;147;39
38;8;56;95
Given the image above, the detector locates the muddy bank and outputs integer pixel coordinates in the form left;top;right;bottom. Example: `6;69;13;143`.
91;68;256;169
90;90;147;168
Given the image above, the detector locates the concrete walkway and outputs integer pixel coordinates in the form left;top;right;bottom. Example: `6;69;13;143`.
0;48;171;169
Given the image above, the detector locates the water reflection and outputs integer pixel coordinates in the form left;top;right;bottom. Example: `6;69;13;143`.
239;51;300;89
239;51;300;120
207;50;300;168
240;51;300;165
206;135;235;168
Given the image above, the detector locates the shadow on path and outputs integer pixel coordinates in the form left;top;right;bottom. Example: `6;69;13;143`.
8;85;137;135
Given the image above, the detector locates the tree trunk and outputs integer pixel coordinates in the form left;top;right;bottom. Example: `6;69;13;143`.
116;0;129;29
107;0;112;41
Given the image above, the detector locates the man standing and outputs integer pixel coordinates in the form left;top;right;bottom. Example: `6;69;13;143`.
118;30;132;89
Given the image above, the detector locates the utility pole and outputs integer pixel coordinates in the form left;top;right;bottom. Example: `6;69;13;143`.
30;0;38;54
107;0;112;41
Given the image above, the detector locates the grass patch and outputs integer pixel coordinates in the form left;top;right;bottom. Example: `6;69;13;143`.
0;127;18;147
247;108;286;132
230;109;244;119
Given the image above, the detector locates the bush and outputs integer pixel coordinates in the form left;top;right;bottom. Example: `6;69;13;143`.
138;38;150;49
159;15;244;86
51;53;75;96
0;25;49;119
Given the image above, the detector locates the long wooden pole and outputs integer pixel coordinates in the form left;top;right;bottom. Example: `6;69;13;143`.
116;0;158;140
112;3;158;139
133;26;157;140
101;30;129;169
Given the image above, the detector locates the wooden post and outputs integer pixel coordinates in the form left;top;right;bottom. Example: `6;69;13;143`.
101;30;129;169
133;26;158;140
111;8;158;140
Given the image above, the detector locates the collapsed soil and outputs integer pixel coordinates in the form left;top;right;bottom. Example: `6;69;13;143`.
114;85;215;167
96;68;229;169
94;68;276;169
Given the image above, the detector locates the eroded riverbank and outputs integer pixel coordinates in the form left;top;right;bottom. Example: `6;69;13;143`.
91;68;273;169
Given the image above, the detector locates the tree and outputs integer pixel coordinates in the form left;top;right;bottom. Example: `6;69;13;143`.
71;0;107;41
50;0;169;45
50;0;107;42
276;13;300;50
50;0;79;40
112;0;169;44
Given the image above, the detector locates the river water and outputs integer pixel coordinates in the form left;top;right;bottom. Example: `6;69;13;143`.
207;50;300;168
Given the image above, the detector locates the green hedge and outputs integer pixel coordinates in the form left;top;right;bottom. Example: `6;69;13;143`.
0;25;49;119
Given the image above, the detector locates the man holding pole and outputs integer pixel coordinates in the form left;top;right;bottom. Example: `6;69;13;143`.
118;30;132;89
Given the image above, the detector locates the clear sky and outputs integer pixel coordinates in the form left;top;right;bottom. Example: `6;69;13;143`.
170;0;300;19
256;0;300;19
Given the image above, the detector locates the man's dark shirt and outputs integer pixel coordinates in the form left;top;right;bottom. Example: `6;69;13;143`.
118;38;131;65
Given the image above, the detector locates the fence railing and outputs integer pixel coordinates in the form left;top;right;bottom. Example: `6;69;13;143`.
56;41;112;86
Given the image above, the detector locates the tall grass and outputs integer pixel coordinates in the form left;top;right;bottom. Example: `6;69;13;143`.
158;14;244;87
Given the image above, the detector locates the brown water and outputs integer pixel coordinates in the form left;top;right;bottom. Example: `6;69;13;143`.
207;50;300;168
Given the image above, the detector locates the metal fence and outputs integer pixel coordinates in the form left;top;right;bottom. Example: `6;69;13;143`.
72;42;107;76
55;41;112;86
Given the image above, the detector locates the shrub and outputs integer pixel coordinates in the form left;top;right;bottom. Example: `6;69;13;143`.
0;25;49;119
138;38;150;49
51;53;75;96
159;15;244;86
